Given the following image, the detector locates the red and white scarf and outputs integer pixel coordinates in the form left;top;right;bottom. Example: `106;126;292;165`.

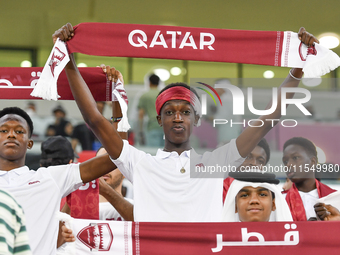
32;23;340;102
285;179;336;221
65;23;340;78
57;213;340;255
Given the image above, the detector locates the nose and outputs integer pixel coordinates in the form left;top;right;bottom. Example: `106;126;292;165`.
174;112;183;122
286;158;294;167
7;129;16;138
249;192;260;204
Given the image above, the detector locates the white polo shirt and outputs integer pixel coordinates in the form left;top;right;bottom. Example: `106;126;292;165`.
0;164;83;255
112;139;244;222
299;189;319;220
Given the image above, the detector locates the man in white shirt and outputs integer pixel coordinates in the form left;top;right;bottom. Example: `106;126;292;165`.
56;23;317;222
282;137;337;221
0;107;118;255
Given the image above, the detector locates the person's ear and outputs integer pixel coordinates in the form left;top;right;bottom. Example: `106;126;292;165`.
27;139;34;150
272;198;276;212
157;115;162;126
310;156;317;166
235;199;238;213
194;115;200;126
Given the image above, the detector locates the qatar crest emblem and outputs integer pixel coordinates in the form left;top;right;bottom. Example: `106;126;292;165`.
299;42;317;61
48;47;66;77
77;223;113;251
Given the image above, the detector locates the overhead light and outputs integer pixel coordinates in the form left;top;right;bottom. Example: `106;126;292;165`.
302;77;322;87
263;70;274;79
20;60;32;67
319;33;340;49
77;63;88;67
316;146;326;163
154;68;170;81
170;67;182;76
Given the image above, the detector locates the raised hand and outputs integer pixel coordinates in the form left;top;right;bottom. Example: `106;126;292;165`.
52;23;74;44
99;64;128;105
99;64;124;84
298;27;319;47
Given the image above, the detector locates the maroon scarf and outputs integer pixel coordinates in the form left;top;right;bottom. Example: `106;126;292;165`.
285;179;336;221
67;23;284;66
222;177;234;202
0;67;111;100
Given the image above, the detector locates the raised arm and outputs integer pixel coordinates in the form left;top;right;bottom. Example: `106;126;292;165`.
52;23;124;160
236;27;319;157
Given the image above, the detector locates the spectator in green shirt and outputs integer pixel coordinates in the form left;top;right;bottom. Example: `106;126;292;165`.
138;74;164;147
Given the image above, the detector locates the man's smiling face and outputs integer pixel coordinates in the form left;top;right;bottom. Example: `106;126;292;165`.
235;186;276;222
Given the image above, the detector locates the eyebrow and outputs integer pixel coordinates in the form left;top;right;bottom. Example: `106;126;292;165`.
0;123;25;130
163;100;191;106
238;187;269;193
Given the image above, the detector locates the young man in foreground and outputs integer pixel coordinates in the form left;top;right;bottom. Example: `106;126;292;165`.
55;23;317;222
222;172;292;222
0;107;119;255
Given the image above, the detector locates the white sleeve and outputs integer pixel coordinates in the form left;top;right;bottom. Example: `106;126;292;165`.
47;164;83;197
215;139;245;168
110;140;146;183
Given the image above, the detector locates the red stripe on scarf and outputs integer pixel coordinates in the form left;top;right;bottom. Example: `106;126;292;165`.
66;23;284;66
285;179;336;221
222;177;234;203
0;67;111;101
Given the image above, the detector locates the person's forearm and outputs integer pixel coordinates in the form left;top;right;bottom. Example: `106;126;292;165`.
64;54;123;159
261;68;302;124
101;187;134;221
236;68;302;157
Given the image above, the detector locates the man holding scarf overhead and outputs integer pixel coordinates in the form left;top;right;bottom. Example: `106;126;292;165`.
52;23;318;222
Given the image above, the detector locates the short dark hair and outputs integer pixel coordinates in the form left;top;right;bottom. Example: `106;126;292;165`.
283;137;317;160
257;138;270;164
0;107;34;137
40;158;71;167
40;136;74;167
149;74;160;86
52;105;66;115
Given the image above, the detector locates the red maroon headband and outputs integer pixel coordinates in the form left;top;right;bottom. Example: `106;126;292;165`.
155;86;201;115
